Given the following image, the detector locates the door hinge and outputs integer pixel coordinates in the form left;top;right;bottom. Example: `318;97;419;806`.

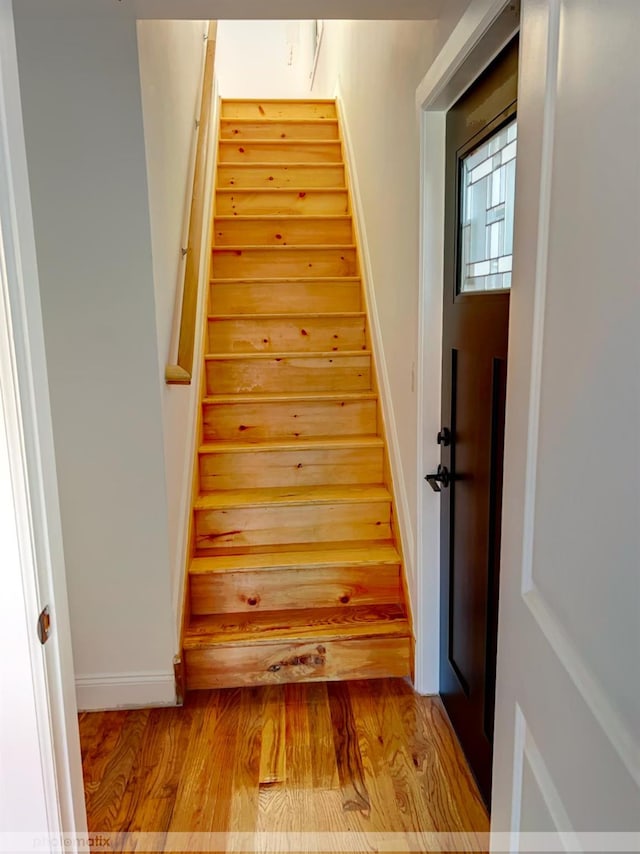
37;606;51;645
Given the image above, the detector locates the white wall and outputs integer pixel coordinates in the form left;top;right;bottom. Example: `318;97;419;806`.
216;20;315;98
13;5;176;709
311;11;470;608
136;19;208;644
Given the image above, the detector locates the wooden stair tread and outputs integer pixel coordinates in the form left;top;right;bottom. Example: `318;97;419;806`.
220;140;342;147
184;603;409;648
199;436;384;454
216;161;344;168
212;244;357;251
214;214;351;222
209;280;360;285
189;543;401;575
216;187;347;193
202;391;377;404
221;116;338;123
194;483;391;510
221;98;337;103
205;350;370;361
208;311;365;320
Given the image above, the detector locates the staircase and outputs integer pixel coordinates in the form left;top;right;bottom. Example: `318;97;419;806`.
181;99;413;691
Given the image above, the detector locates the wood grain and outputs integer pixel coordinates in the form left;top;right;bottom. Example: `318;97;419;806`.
201;392;377;442
198;437;383;490
204;351;371;395
219;140;343;164
216;162;346;188
211;245;358;278
177;99;415;695
220;99;338;119
220;118;340;140
166;26;216;384
213;215;353;246
207;312;366;354
215;188;349;216
210;277;362;314
79;679;489;844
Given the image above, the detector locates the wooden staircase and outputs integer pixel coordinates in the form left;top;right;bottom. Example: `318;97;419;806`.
181;99;413;691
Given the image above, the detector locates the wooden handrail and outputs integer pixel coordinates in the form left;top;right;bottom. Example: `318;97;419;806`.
166;23;216;385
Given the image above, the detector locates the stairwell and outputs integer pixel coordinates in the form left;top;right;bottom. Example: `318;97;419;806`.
181;99;413;691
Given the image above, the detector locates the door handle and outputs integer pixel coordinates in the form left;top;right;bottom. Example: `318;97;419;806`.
425;464;450;493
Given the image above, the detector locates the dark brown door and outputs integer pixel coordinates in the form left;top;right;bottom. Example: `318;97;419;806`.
434;37;518;808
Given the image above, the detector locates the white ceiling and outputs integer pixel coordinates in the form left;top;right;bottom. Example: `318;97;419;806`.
16;0;447;21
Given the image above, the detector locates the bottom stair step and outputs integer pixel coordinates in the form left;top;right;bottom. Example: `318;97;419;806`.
183;603;411;689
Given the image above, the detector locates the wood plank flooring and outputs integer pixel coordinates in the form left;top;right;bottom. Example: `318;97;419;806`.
79;678;488;851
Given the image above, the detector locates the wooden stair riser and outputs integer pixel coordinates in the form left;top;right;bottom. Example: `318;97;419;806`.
219;141;342;164
220;101;338;120
198;444;384;490
185;635;411;689
202;396;378;442
207;314;366;354
211;247;358;279
195;500;392;550
220;119;340;140
214;216;353;246
217;164;345;188
215;189;349;216
209;280;362;315
205;353;371;395
190;562;401;615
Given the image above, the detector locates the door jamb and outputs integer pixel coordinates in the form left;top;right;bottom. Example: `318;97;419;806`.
414;0;520;693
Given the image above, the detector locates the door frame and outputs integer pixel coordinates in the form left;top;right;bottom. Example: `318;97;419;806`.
414;0;520;693
0;0;87;843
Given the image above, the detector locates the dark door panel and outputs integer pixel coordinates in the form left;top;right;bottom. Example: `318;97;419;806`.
437;36;518;808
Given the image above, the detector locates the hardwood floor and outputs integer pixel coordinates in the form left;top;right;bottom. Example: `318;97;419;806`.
79;678;488;851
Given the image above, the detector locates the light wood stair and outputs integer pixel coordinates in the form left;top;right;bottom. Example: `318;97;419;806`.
180;99;413;691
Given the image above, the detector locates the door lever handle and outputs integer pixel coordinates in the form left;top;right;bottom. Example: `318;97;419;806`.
425;464;450;493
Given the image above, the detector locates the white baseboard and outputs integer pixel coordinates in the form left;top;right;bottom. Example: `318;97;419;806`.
334;87;417;614
75;670;176;711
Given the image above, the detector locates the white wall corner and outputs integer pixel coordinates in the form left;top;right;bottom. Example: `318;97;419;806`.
171;79;221;651
75;671;176;712
334;87;417;634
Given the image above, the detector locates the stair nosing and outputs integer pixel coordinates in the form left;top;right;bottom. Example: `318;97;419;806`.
215;187;348;194
204;349;370;361
189;544;401;575
208;311;365;320
212;244;357;251
210;276;360;284
220;117;339;123
220;138;342;145
202;391;378;404
213;214;352;222
217;162;345;168
198;436;384;455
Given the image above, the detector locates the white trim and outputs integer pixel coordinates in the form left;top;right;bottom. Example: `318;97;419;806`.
334;87;416;618
414;0;518;693
75;670;176;712
520;0;559;596
171;79;220;650
0;0;86;841
524;588;640;790
506;704;581;852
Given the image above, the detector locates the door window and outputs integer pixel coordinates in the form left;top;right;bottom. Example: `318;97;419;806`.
459;119;517;293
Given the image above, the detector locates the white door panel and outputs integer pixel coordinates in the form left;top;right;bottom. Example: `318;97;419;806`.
493;0;640;844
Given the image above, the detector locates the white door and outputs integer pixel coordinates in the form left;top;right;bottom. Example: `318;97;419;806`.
492;0;640;848
0;0;86;846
